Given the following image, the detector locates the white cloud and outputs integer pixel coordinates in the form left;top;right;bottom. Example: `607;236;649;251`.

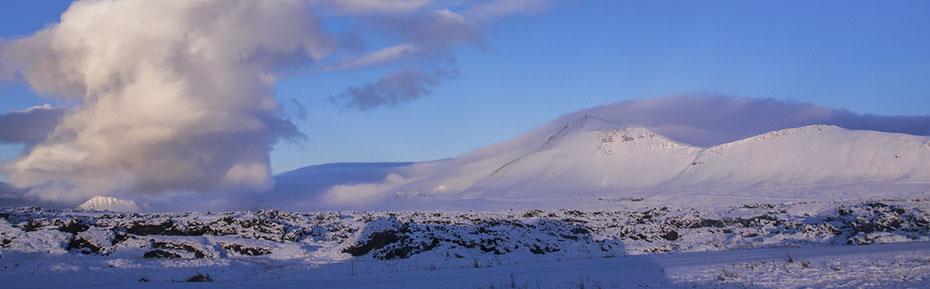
0;0;328;203
464;0;549;22
326;44;420;70
320;173;403;207
330;66;458;109
325;2;553;109
314;0;433;14
579;95;930;147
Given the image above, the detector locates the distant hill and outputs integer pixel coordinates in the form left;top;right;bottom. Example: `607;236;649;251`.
269;103;930;211
76;196;140;212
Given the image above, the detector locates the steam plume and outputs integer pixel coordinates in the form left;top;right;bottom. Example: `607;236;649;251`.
1;0;330;203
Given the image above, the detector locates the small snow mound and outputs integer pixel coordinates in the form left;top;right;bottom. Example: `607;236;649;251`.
77;196;140;212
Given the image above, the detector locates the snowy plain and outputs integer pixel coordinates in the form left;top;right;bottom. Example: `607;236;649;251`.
3;198;930;288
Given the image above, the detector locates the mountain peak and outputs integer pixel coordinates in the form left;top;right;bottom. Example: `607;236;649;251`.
543;115;623;146
77;196;140;212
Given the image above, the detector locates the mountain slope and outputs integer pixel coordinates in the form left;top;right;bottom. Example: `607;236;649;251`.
680;125;930;186
458;116;700;200
292;123;929;210
269;102;930;211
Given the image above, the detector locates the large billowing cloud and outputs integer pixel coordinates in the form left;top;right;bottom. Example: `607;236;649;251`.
0;0;555;206
0;0;330;204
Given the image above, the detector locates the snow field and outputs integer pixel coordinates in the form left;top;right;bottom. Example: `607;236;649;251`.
2;198;930;287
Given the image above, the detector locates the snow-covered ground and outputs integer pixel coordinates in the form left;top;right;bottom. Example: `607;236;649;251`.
6;241;929;288
3;198;929;288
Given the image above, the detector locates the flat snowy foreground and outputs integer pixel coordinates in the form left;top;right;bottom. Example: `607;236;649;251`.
2;199;929;288
4;241;930;288
174;241;930;288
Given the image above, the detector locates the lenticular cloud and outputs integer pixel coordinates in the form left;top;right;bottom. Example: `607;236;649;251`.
1;0;331;203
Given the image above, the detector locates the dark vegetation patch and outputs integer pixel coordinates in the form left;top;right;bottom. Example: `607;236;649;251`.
2;200;930;262
143;249;182;259
185;273;213;282
17;218;89;234
222;243;272;256
152;241;207;258
343;230;404;257
67;237;101;254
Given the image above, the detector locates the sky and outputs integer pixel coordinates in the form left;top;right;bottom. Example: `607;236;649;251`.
0;0;928;205
276;0;930;171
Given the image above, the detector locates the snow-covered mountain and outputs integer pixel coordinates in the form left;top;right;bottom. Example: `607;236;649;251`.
76;196;141;212
270;107;930;211
674;125;930;193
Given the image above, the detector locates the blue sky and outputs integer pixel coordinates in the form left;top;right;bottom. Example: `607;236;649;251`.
2;0;929;175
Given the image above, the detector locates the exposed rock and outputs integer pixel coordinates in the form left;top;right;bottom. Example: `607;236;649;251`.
143;249;181;259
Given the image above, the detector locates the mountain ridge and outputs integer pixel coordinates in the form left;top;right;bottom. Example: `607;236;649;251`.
277;117;930;211
245;97;930;211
